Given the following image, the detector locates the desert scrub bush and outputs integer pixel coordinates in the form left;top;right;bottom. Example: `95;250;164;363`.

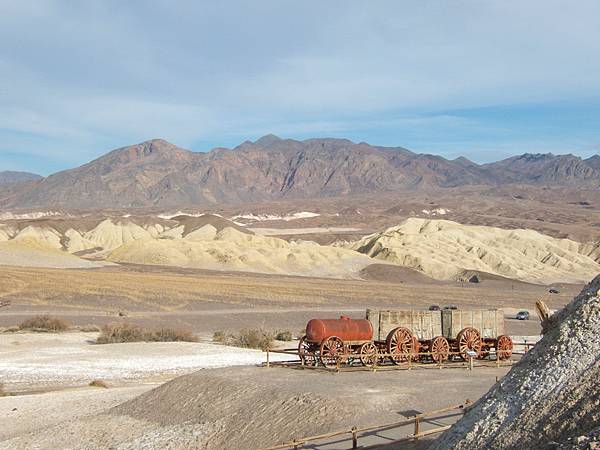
212;330;228;343
151;327;198;342
275;330;293;341
19;315;70;332
89;379;109;388
233;328;274;351
95;322;198;344
78;324;101;332
0;382;6;397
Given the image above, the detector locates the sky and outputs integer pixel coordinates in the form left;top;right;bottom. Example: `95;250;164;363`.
1;0;599;175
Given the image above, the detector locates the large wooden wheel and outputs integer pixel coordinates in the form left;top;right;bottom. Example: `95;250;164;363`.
430;336;450;363
496;335;513;360
386;327;415;365
359;342;378;367
319;336;347;368
457;327;482;361
298;336;317;366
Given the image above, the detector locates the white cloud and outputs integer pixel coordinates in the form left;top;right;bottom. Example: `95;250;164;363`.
0;0;599;172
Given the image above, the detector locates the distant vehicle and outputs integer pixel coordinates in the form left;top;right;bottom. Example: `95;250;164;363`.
429;305;440;311
516;311;530;320
443;305;458;310
549;288;560;294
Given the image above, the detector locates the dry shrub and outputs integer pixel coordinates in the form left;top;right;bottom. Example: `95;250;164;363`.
0;383;6;397
3;325;19;333
96;322;144;344
79;324;101;332
212;328;274;350
212;330;228;343
19;315;70;332
275;330;293;341
89;379;108;388
152;327;197;342
233;328;274;351
96;322;197;344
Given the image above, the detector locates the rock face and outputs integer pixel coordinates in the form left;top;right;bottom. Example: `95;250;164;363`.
482;153;600;186
3;136;600;209
430;276;600;450
0;171;42;186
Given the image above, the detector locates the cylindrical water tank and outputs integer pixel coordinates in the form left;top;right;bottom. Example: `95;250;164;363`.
306;316;373;342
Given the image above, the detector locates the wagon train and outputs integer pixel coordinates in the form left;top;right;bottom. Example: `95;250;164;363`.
298;309;513;368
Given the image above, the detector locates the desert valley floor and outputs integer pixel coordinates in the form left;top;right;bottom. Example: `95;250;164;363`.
0;189;598;449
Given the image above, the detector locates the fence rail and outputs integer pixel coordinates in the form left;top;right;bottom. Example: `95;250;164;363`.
259;400;471;450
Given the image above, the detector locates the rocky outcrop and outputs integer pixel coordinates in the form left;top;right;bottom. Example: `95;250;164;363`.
430;276;600;449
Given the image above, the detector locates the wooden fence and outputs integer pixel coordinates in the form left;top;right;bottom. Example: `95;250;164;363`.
259;400;472;450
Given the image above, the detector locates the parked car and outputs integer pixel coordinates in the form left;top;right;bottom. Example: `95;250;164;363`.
516;311;530;320
443;305;458;310
549;288;560;294
428;305;440;311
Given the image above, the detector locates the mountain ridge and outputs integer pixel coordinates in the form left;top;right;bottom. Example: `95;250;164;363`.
0;171;43;186
3;136;599;208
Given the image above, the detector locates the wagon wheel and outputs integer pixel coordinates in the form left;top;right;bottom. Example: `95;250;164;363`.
496;335;513;360
386;327;415;365
457;327;482;361
430;336;450;363
298;336;317;366
359;342;378;368
319;336;347;369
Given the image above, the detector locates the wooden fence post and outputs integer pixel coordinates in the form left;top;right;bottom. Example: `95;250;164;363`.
266;348;270;368
352;426;358;449
414;416;420;439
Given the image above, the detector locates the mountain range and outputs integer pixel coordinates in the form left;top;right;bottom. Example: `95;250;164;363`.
0;171;42;186
1;135;599;209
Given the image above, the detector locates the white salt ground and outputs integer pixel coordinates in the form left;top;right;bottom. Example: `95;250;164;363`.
0;332;287;390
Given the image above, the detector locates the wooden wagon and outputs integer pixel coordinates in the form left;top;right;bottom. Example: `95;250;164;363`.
441;309;512;360
298;308;513;369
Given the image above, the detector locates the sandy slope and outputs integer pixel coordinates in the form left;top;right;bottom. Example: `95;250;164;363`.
349;218;600;284
0;238;106;269
2;214;600;282
1;365;508;450
107;225;373;277
0;216;374;278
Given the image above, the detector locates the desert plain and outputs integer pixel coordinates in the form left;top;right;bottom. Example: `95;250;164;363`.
0;185;596;449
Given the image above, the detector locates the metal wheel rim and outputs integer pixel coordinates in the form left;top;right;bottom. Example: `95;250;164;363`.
458;327;482;361
387;327;414;364
359;342;378;367
320;336;345;368
497;335;513;360
431;336;450;363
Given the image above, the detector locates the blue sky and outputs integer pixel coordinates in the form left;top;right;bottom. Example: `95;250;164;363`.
1;0;599;175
